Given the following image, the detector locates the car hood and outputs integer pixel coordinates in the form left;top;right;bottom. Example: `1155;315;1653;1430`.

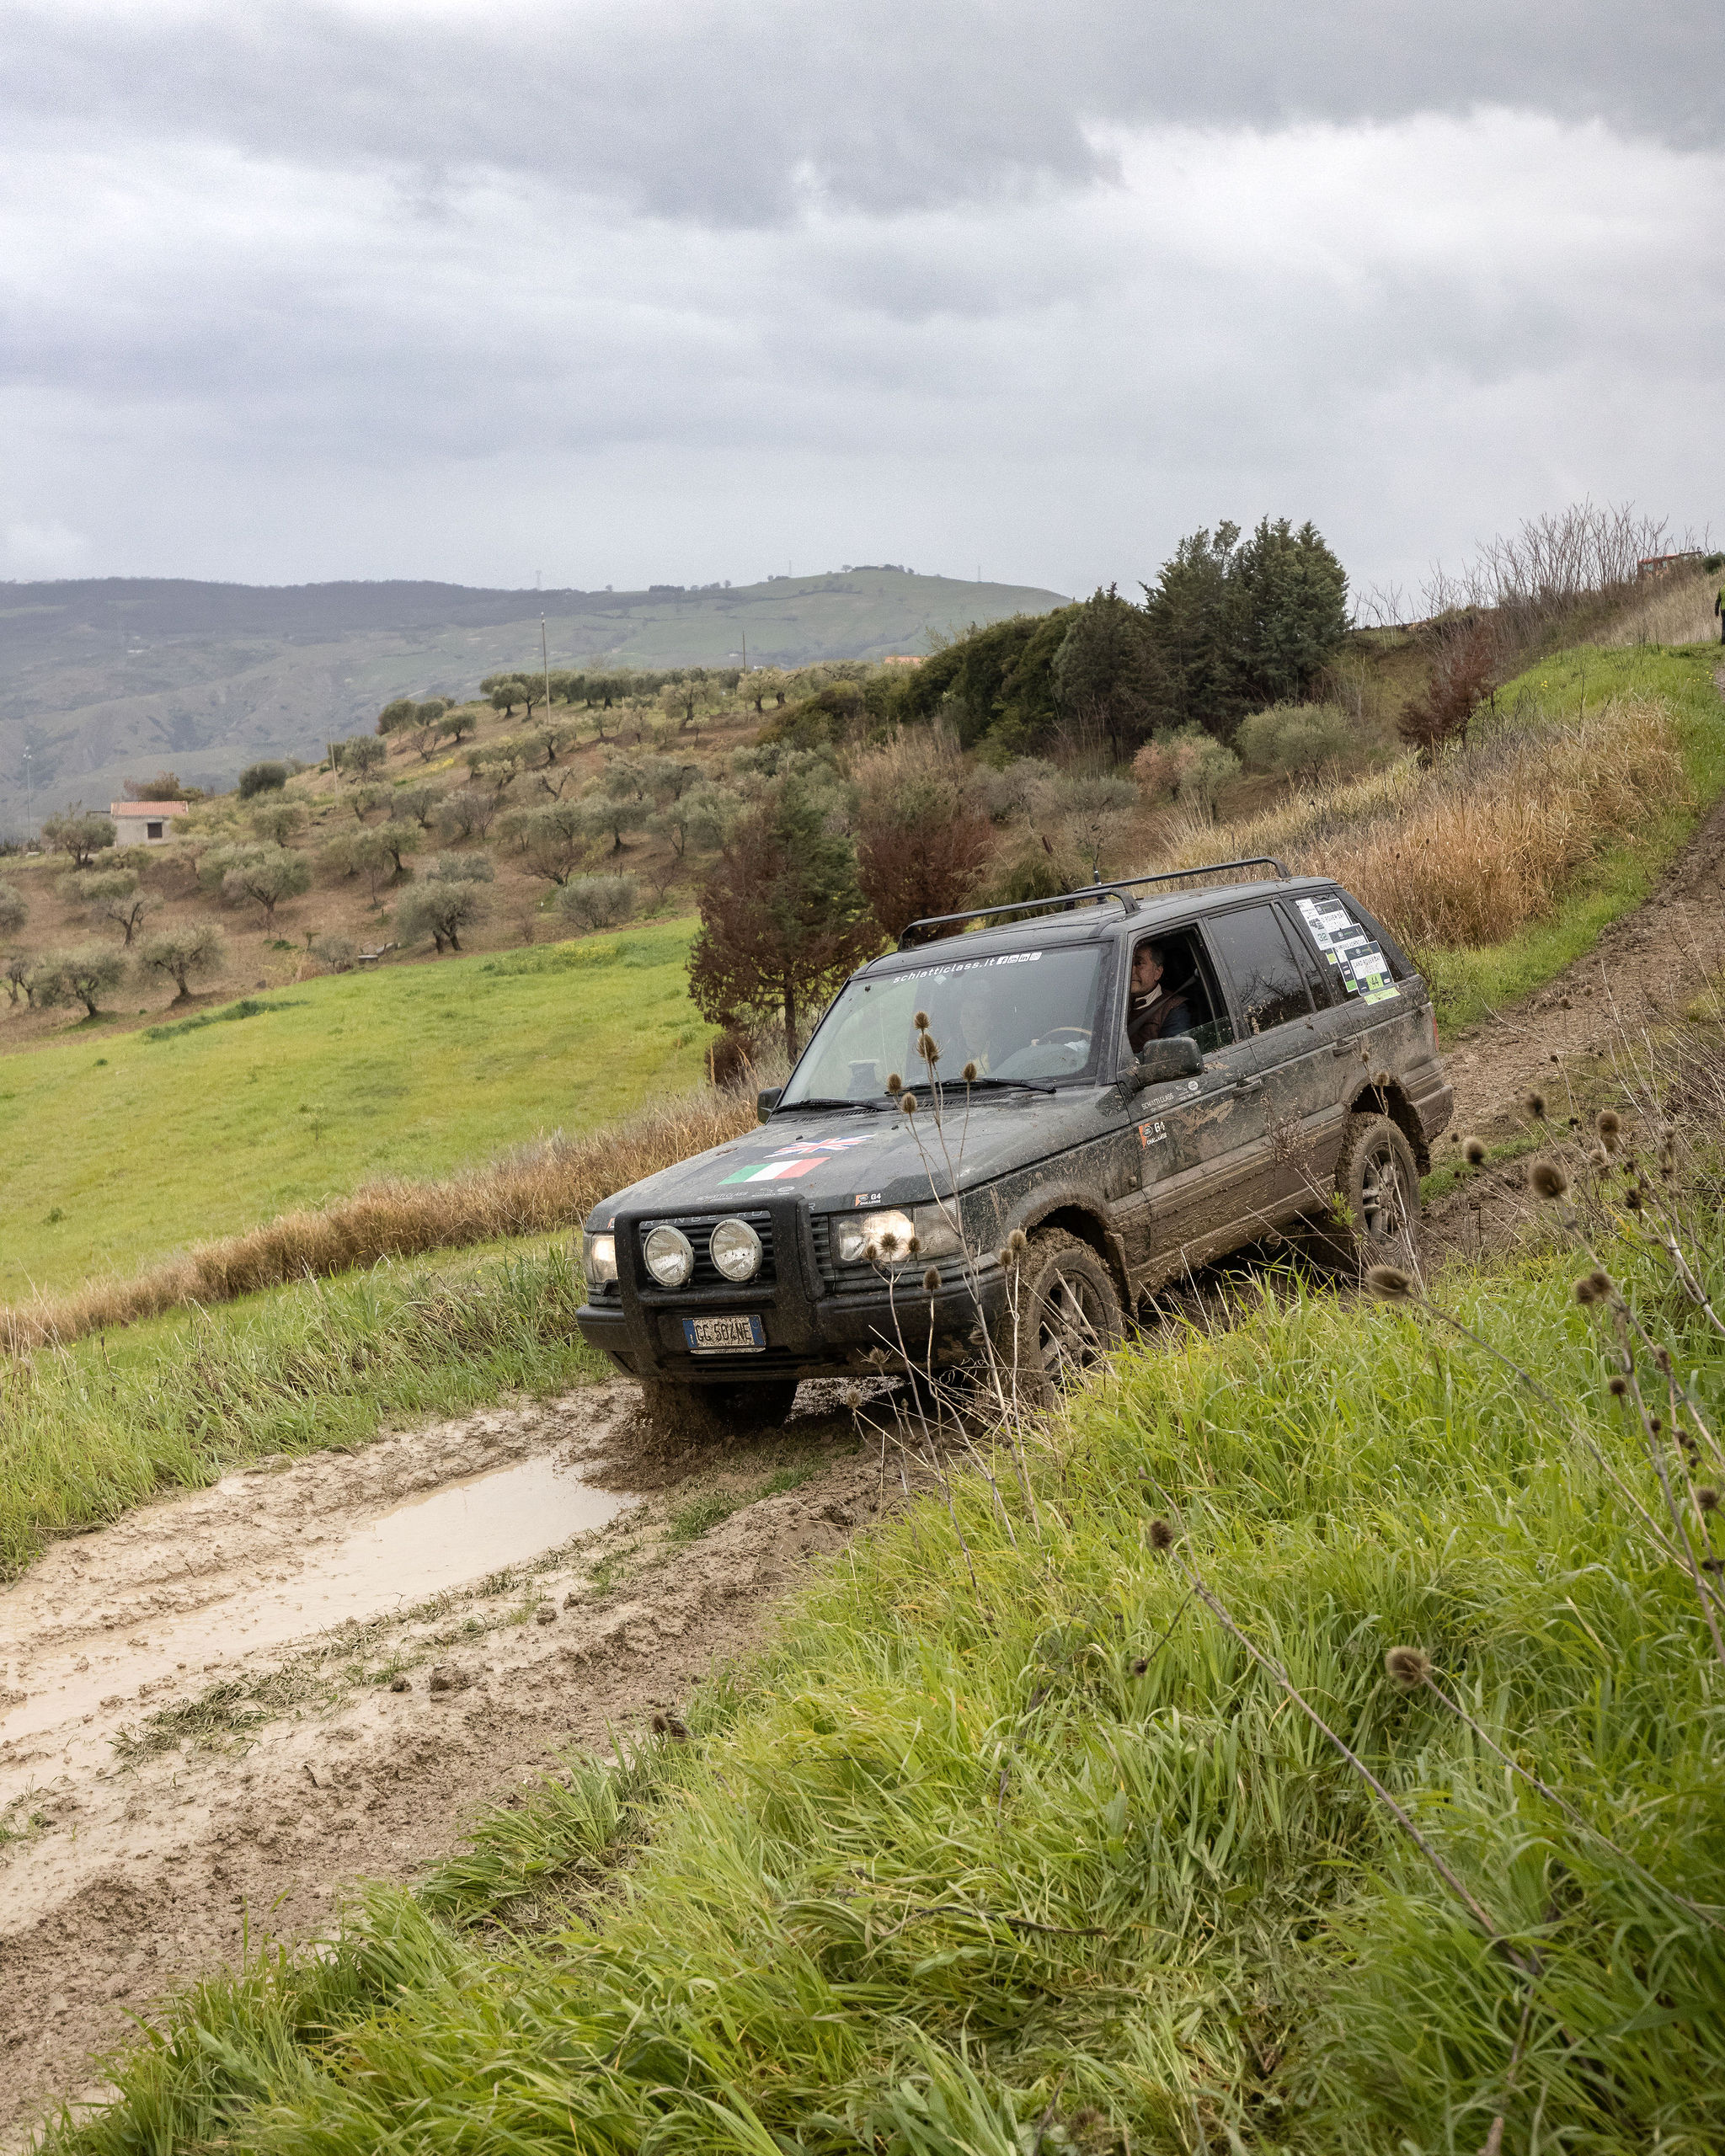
582;1093;1102;1228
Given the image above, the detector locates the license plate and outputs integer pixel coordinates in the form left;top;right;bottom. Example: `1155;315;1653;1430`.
683;1314;766;1354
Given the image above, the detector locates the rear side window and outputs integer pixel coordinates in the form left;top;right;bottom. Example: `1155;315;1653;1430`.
1290;890;1402;1006
1204;906;1314;1036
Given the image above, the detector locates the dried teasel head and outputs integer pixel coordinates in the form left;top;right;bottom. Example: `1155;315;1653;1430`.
1385;1645;1432;1688
651;1711;688;1740
1699;1487;1721;1513
1596;1107;1621;1151
876;1230;900;1257
1365;1263;1413;1301
886;1071;902;1094
916;1033;940;1064
1524;1091;1547;1122
1462;1135;1487;1166
906;1234;921;1256
921;1265;941;1293
963;1060;978;1082
1371;1066;1391;1088
1147;1518;1175;1551
913;1009;930;1031
1003;1226;1029;1267
1530;1159;1569;1202
1607;1373;1629;1397
1625;1183;1643;1211
1573;1267;1614;1305
900;1091;917;1114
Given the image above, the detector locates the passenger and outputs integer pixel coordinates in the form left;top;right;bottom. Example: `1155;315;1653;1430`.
1126;941;1192;1054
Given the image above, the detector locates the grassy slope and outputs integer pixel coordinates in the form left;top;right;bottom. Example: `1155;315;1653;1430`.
1421;641;1724;1033
0;1243;606;1578
0;923;701;1297
56;1192;1725;2153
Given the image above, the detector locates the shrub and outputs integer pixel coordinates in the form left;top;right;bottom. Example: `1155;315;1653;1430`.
1235;701;1386;779
237;761;290;799
555;874;638;932
1135;726;1241;812
333;734;387;776
248;801;306;845
139;922;226;1001
0;882;27;936
427;851;494;884
308;930;359;974
222;847;313;924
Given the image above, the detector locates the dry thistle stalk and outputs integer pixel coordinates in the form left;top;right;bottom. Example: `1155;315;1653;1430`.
962;1059;978;1082
921;1266;941;1293
1597;1107;1621;1153
1530;1160;1569;1201
900;1091;917;1115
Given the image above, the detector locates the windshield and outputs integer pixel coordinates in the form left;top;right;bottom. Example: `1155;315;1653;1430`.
782;944;1109;1104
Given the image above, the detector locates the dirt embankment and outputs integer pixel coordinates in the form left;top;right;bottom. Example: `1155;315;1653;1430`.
3;727;1722;2142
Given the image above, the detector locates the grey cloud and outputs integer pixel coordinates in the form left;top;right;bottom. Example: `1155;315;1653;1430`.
6;0;1722;232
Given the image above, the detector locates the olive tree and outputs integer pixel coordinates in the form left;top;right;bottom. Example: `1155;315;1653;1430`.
41;809;117;869
35;945;126;1018
68;867;157;947
139;922;226;1001
395;880;486;953
556;874;637;931
222;846;312;925
0;882;28;936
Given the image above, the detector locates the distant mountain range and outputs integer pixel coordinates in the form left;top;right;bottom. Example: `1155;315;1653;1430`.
0;568;1068;828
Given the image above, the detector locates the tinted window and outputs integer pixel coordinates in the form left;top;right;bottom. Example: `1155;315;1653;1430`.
1277;901;1345;1009
1206;907;1314;1035
1290;890;1403;1006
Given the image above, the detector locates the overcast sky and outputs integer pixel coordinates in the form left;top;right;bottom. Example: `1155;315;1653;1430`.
3;0;1721;605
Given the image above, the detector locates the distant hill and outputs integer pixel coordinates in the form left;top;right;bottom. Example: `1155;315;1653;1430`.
0;568;1068;827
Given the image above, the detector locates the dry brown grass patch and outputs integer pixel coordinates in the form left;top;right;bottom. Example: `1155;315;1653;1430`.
0;1089;759;1354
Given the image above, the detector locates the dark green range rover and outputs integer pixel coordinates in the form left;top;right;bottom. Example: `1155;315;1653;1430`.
577;860;1451;1431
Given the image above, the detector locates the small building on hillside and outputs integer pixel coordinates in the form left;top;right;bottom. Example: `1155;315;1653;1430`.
109;801;189;846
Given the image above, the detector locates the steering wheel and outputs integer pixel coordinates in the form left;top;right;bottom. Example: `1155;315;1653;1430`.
1040;1027;1092;1048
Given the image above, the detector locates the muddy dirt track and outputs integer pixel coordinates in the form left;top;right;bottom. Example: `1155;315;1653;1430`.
3;759;1723;2143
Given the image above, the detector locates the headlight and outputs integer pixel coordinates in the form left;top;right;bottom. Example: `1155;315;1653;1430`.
834;1204;961;1267
708;1217;762;1282
584;1230;617;1284
643;1223;695;1288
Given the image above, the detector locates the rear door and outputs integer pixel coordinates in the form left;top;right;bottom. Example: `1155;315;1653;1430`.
1199;903;1325;1222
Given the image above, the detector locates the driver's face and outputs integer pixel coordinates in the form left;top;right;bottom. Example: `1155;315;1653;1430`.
1132;947;1163;995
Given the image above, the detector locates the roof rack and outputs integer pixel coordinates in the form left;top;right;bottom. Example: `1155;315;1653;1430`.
897;857;1291;950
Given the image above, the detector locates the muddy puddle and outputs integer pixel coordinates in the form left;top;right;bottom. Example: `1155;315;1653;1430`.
1;1446;637;1804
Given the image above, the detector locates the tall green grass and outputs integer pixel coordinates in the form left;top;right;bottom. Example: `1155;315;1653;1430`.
51;1189;1725;2150
1423;641;1725;1030
0;1246;605;1579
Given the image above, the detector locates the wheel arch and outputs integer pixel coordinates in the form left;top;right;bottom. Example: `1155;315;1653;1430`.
1345;1080;1431;1176
1023;1198;1131;1304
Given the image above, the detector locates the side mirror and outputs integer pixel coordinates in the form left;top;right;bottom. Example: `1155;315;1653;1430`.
1124;1036;1203;1091
756;1087;782;1123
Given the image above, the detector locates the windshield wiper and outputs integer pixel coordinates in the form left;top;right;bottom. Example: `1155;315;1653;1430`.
772;1097;887;1114
932;1075;1056;1096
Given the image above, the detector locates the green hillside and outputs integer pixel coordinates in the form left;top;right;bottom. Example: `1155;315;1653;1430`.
0;569;1067;826
0;922;703;1298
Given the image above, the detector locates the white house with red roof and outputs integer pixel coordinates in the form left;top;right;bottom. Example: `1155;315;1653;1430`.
108;800;190;846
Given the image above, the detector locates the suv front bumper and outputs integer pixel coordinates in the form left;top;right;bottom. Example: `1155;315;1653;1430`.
575;1195;1001;1385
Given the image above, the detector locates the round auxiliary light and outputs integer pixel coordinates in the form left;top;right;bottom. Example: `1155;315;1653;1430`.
643;1223;695;1288
708;1217;763;1283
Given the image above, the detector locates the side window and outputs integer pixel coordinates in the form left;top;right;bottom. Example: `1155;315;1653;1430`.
1278;901;1346;1010
1291;889;1402;1006
1123;926;1235;1057
1205;906;1314;1037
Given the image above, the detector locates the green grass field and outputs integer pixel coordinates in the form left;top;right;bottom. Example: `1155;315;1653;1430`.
1422;641;1725;1032
56;1143;1725;2152
0;921;704;1298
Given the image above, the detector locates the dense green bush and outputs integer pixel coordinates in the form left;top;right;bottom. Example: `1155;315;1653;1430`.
1235;699;1389;779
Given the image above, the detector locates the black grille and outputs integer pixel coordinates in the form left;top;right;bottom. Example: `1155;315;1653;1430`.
637;1211;777;1290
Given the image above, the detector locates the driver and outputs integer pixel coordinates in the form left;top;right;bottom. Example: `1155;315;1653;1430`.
1127;941;1192;1054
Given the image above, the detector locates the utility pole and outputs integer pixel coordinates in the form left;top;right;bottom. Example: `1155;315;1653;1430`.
541;612;552;720
740;629;747;673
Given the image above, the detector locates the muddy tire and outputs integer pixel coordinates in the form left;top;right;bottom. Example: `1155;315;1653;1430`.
638;1377;798;1444
1301;1112;1423;1278
991;1227;1125;1411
